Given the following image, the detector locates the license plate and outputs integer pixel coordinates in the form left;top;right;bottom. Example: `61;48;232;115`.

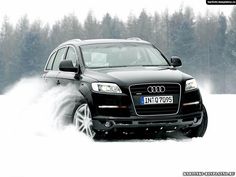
140;96;173;105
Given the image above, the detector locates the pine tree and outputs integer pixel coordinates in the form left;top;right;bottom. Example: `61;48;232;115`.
101;13;113;38
84;11;101;39
136;10;153;41
0;16;16;88
224;7;236;93
127;14;138;38
169;8;196;74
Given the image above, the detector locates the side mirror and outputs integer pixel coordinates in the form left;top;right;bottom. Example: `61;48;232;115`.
59;60;78;72
170;56;182;67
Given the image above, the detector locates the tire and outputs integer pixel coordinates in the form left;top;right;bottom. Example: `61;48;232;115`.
182;105;208;138
73;103;96;139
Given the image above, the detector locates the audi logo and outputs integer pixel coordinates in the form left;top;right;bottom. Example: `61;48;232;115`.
147;86;166;93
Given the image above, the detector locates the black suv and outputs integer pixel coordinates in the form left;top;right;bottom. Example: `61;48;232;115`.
43;38;208;139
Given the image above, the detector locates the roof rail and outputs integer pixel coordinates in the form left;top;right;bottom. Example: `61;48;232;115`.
127;37;143;41
66;39;82;43
58;39;82;47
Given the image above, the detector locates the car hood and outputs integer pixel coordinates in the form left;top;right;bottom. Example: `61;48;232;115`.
84;67;192;86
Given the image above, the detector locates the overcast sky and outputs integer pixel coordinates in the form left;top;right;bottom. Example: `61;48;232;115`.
0;0;234;25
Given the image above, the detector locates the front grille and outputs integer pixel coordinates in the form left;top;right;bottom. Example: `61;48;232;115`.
130;83;181;115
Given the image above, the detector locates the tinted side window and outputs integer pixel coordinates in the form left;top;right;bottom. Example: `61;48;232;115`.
46;52;56;70
52;47;67;71
66;47;78;67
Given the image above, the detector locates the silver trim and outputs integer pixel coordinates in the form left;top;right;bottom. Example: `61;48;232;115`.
127;37;143;41
183;101;200;106
98;105;127;108
129;82;182;117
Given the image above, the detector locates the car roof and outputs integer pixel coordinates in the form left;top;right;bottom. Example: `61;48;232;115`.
58;38;151;48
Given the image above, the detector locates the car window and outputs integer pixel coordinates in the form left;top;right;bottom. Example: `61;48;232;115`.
46;52;56;70
66;47;78;67
52;47;67;71
81;43;169;68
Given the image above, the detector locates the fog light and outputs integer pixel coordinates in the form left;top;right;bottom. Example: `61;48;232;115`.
104;121;111;128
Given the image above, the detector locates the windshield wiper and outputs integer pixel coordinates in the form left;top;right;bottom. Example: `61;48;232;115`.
88;65;129;69
129;65;170;67
87;65;170;69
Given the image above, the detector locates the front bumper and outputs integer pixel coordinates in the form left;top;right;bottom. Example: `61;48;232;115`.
92;111;203;131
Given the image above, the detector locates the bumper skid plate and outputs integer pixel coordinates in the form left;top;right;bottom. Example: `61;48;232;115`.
92;112;203;131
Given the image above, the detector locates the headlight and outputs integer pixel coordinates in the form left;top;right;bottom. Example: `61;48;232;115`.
185;79;198;91
91;82;122;93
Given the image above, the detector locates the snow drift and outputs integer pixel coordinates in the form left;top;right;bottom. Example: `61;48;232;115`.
0;77;79;135
0;77;235;177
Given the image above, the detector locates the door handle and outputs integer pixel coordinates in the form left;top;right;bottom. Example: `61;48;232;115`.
56;80;60;85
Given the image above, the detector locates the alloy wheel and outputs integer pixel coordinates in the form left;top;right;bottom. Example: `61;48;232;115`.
73;103;95;138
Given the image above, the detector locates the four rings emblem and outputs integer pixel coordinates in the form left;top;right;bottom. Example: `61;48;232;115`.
147;86;166;93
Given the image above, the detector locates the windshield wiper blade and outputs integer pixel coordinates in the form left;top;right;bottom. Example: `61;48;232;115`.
88;65;170;69
88;65;129;69
130;65;169;67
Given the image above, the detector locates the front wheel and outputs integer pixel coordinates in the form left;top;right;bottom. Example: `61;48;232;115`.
73;103;96;138
182;105;208;138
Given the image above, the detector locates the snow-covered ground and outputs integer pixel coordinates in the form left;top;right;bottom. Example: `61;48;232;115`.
0;77;235;177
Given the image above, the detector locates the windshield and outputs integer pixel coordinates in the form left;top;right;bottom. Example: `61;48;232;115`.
80;43;169;68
